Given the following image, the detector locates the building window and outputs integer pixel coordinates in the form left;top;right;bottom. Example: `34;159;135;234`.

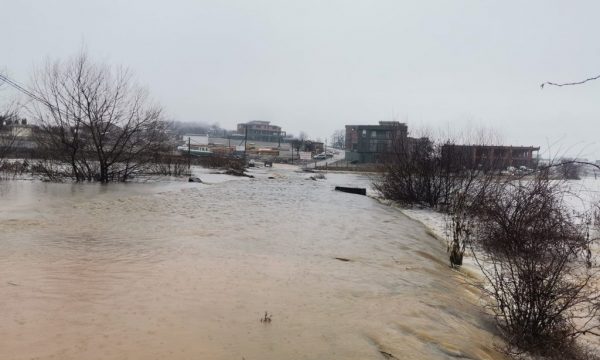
362;129;367;137
371;131;377;138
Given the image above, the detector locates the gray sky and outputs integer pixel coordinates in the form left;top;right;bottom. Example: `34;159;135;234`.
2;0;600;158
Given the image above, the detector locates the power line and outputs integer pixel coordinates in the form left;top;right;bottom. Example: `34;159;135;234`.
0;73;69;118
0;73;45;104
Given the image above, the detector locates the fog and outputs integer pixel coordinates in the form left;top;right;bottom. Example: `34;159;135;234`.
2;0;600;157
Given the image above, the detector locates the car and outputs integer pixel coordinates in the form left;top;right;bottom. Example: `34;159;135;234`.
313;154;327;160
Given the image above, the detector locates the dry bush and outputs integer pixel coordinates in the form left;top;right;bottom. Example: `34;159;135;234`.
465;171;600;358
375;127;502;208
420;154;600;356
374;136;452;207
190;155;245;170
375;129;498;266
145;154;189;176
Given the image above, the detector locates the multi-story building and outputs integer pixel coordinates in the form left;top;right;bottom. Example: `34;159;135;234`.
237;121;285;143
345;121;408;163
344;120;540;169
441;144;540;170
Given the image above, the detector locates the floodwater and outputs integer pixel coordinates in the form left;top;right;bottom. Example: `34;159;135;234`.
0;166;505;360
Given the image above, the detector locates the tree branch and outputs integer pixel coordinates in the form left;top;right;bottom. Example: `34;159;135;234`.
541;74;600;88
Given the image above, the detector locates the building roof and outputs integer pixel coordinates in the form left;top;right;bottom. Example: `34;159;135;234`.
346;122;407;129
443;144;540;151
246;120;270;125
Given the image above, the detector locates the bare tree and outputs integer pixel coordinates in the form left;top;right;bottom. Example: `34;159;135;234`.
375;134;444;206
375;126;521;269
441;159;600;357
374;128;499;209
330;129;345;149
298;131;308;142
0;97;21;172
30;51;169;182
464;172;600;358
542;74;600;88
556;158;583;180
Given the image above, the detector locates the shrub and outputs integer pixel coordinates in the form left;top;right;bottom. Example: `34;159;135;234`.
467;172;600;357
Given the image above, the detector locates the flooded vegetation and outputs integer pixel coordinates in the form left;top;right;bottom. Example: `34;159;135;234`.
2;2;600;359
0;167;506;359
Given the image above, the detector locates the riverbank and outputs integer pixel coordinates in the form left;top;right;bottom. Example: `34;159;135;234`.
391;204;484;279
376;177;600;357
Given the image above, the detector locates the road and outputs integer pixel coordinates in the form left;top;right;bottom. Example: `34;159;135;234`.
304;151;345;169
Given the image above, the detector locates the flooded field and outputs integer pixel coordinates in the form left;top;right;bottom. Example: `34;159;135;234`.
0;166;505;360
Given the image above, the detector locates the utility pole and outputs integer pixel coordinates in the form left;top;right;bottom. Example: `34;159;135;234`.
244;124;248;161
325;138;328;172
187;137;191;174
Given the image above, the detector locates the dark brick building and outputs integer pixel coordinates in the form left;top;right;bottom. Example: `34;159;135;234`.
441;144;540;170
345;121;408;163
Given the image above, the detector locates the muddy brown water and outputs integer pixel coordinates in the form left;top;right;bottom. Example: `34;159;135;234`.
0;167;505;359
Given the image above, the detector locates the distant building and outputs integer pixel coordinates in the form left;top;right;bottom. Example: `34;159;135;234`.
0;118;37;151
301;140;324;154
10;124;33;138
237;121;285;143
441;144;540;170
183;134;209;146
345;121;408;163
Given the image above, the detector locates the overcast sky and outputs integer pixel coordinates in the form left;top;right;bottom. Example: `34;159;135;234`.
2;0;600;158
